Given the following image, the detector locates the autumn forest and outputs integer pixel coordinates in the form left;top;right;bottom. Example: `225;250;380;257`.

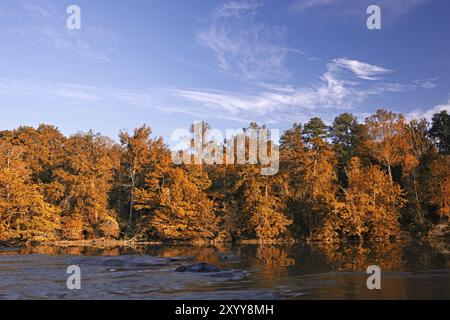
0;109;449;244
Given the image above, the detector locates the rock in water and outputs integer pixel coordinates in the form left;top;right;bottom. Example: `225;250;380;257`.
209;270;250;280
175;262;250;280
219;253;241;262
175;263;221;273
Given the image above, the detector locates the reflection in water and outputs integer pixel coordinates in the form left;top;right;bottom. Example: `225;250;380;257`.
145;246;221;265
235;245;296;288
0;239;448;299
14;245;126;256
254;246;295;267
312;241;406;271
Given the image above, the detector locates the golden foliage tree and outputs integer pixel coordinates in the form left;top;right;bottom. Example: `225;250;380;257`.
0;109;448;243
50;132;119;240
365;109;411;182
119;125;155;224
0;141;60;242
420;154;450;221
148;167;219;241
320;157;405;241
280;122;338;239
236;165;292;241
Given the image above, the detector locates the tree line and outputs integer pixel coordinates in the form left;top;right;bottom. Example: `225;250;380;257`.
0;109;448;243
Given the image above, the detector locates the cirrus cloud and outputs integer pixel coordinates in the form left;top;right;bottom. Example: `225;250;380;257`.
198;0;304;82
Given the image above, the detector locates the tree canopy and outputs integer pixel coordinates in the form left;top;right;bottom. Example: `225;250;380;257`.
0;109;448;243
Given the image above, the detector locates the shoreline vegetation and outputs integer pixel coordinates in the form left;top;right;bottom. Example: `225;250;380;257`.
0;109;449;245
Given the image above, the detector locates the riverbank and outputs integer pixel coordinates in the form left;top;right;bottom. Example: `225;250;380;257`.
0;240;15;248
2;226;448;249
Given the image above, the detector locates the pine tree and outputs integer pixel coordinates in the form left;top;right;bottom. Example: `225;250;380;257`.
429;110;450;155
331;113;368;185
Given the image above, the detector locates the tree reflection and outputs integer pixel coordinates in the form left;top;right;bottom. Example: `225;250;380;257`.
254;245;295;267
10;238;449;274
312;241;405;271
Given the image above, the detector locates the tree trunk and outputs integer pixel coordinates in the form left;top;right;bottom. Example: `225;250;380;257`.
129;170;136;224
412;171;424;225
387;162;393;183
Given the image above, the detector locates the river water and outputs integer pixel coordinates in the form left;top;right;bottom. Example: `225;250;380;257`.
0;241;449;299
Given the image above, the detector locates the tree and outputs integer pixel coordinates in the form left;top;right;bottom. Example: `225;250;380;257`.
235;165;292;241
429;110;450;155
0;141;60;242
6;125;66;185
0;115;448;244
119;125;154;224
52;132;119;240
401;119;433;226
217;124;292;241
319;158;405;241
420;153;450;222
148;167;219;241
129;126;220;241
365;109;411;183
331;113;368;185
302;117;329;146
280;123;338;239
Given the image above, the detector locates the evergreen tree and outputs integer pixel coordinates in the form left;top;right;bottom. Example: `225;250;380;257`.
331;113;367;185
429;110;450;155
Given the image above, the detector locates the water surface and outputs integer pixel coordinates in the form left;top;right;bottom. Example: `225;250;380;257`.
0;241;449;299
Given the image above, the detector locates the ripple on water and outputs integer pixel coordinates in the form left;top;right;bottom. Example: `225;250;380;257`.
1;242;449;299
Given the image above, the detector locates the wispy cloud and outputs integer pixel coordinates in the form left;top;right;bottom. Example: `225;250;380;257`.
328;58;392;80
198;0;303;81
170;57;437;123
0;78;253;124
407;99;450;121
0;79;167;107
413;78;439;90
0;55;439;127
2;0;117;61
294;0;337;11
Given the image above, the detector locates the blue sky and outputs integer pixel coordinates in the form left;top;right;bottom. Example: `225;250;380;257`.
0;0;449;144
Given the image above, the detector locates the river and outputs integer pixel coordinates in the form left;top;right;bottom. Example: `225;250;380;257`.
0;240;449;299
